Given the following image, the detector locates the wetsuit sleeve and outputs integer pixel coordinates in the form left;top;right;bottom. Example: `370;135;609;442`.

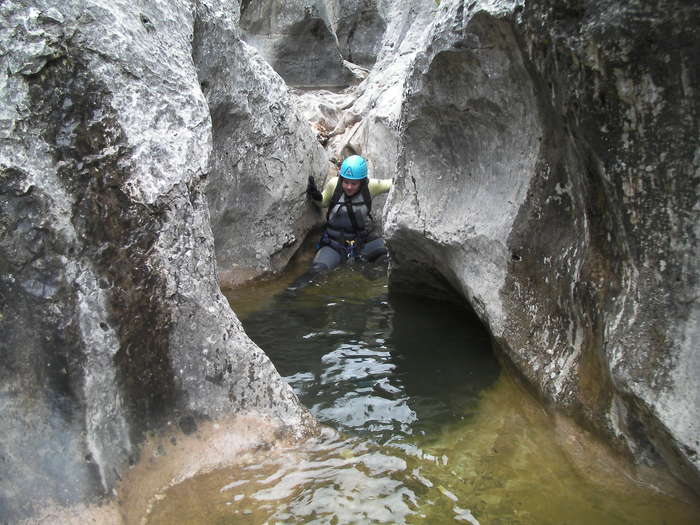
320;177;339;208
368;178;392;197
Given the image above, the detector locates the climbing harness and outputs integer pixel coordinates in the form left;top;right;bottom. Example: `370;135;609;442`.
322;176;375;262
346;239;357;260
326;177;373;225
319;230;367;261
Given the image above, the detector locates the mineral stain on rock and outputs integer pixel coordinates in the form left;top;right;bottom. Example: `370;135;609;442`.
1;1;315;522
27;51;179;444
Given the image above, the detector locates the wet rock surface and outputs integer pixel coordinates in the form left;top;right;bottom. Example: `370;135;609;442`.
235;0;700;498
383;0;700;495
195;1;327;287
1;0;698;520
0;0;315;521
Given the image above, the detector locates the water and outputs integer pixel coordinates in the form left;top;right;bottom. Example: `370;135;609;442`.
147;263;699;524
242;263;498;443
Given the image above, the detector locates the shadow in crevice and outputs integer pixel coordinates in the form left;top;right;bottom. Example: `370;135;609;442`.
386;290;500;434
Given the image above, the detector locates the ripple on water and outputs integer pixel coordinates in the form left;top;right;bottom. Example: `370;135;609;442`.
147;431;426;525
144;265;700;525
146;379;700;525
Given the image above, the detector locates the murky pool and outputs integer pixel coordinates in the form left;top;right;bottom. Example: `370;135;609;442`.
147;262;699;524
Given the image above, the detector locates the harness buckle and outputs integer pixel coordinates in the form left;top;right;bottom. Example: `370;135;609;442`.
345;239;356;260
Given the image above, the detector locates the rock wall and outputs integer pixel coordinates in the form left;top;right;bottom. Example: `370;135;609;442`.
239;0;356;87
328;0;387;68
290;0;438;193
383;0;700;494
2;0;698;519
195;1;327;287
0;0;316;521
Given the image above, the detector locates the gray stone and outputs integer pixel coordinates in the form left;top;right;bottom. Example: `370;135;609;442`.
240;0;355;87
194;1;328;287
2;0;699;519
328;0;387;67
0;0;315;521
383;0;700;495
288;0;437;227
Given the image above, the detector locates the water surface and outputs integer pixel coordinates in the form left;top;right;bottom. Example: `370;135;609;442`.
147;264;699;524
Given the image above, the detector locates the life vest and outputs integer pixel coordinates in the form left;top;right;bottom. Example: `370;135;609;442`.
325;178;373;240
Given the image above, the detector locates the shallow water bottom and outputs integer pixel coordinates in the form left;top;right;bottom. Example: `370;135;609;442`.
146;377;698;525
147;264;698;524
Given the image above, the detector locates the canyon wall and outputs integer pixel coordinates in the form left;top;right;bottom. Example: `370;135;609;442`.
1;0;698;520
195;1;327;287
383;0;700;494
195;0;700;497
0;0;317;521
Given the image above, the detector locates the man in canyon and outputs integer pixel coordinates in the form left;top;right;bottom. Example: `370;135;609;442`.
305;153;392;274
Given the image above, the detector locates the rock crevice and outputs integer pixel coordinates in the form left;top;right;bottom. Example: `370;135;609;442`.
1;0;699;520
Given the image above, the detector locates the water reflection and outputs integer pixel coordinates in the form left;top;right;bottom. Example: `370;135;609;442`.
147;430;421;524
239;263;500;442
146;373;700;525
144;265;700;525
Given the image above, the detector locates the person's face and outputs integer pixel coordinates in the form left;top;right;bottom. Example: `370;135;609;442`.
342;178;361;197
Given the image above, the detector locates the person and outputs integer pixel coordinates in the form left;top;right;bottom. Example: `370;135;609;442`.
305;154;392;274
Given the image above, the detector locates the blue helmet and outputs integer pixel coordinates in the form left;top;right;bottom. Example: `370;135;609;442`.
339;155;368;180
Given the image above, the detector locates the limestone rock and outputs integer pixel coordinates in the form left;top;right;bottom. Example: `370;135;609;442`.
384;0;700;494
0;0;315;521
328;0;387;67
195;1;328;287
239;0;355;87
289;0;437;229
321;0;438;181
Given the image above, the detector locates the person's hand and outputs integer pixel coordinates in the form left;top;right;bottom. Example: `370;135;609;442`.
307;176;322;201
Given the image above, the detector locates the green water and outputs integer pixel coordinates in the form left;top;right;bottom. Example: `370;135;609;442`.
148;264;699;525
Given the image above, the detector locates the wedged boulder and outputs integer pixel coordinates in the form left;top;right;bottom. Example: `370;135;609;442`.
384;0;700;494
0;0;315;521
239;0;355;87
195;2;327;287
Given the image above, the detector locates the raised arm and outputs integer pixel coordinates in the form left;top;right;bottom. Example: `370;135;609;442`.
320;177;339;207
368;178;392;197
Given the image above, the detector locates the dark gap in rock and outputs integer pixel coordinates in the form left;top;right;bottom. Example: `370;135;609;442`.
240;0;253;16
140;14;155;33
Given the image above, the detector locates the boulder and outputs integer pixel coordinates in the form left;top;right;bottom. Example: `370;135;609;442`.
195;2;328;287
0;0;315;521
384;0;700;494
239;0;355;87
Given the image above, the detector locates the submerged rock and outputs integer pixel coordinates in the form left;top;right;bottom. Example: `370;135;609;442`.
0;0;316;521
